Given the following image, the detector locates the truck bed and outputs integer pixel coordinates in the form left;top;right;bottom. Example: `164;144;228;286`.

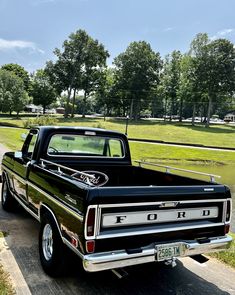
55;162;213;187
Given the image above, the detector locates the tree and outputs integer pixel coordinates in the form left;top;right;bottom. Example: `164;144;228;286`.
1;63;30;92
30;69;58;114
46;29;109;117
189;33;235;127
203;39;235;126
161;50;182;120
0;70;29;116
113;41;162;120
95;68;116;117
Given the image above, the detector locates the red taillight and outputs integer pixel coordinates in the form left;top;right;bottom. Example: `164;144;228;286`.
224;224;230;234
86;240;95;253
86;208;96;237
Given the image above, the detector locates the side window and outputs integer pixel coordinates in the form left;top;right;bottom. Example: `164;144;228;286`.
109;139;123;157
23;132;38;159
28;134;37;155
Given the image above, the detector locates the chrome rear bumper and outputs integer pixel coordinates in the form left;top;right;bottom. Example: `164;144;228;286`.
83;235;233;272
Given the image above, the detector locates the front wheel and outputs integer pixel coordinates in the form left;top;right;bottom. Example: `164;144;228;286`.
39;212;67;277
1;175;18;211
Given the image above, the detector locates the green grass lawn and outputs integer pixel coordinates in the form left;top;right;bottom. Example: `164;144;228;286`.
0;233;14;295
129;142;235;164
1;115;235;148
1;127;235;166
0;265;14;295
209;233;235;268
0;128;25;150
0;125;234;271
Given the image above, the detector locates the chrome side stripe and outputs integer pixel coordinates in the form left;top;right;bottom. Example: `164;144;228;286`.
1;164;84;221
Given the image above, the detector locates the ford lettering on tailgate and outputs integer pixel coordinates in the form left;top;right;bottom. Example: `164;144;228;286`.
101;207;219;227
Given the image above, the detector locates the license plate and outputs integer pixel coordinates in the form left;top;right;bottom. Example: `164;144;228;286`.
156;244;181;261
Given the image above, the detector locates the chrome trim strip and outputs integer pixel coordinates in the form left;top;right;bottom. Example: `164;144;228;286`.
40;158;96;180
12;191;40;221
222;200;227;223
40;204;84;259
29;182;84;222
36;165;88;190
2;169;40;221
98;199;226;209
2;164;84;221
13;173;27;185
135;160;221;183
84;205;98;239
101;207;219;228
83;235;233;272
2;165;26;184
96;223;225;239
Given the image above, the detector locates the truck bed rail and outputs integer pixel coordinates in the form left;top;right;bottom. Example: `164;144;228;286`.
135;160;221;183
40;158;95;182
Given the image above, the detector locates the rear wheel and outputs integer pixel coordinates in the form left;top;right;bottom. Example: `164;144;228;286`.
39;212;67;277
1;175;18;211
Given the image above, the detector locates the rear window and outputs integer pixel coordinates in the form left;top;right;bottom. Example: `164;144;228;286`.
47;134;124;158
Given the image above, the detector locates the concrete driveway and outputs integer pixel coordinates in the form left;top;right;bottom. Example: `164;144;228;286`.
0;145;235;295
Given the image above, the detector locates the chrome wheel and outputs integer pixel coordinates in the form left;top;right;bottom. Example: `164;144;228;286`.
42;224;53;261
2;181;7;204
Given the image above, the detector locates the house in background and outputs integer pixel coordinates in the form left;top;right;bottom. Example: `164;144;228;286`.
25;104;43;113
56;107;65;114
224;111;235;122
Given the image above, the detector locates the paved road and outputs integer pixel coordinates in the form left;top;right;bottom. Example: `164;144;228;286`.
0;145;235;294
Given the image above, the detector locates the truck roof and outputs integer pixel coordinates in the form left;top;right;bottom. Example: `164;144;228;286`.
29;125;131;164
34;126;126;137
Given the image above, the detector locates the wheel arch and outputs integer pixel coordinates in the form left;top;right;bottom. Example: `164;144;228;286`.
39;203;64;241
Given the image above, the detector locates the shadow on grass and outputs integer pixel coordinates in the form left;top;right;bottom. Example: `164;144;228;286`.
181;123;235;134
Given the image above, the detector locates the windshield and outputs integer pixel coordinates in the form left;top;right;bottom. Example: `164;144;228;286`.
47;134;124;158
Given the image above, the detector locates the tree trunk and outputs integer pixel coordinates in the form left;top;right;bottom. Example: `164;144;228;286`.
71;88;76;118
82;91;87;118
129;98;134;120
179;98;183;122
65;87;72;118
192;103;196;126
164;98;167;122
205;95;212;128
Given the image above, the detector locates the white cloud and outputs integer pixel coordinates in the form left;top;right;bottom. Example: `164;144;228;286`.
211;29;234;40
0;38;44;54
163;27;173;32
218;29;234;36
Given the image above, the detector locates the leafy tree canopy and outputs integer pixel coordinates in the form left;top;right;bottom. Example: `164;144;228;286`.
113;41;162;119
45;29;109;117
0;69;29;116
1;63;30;92
30;69;58;113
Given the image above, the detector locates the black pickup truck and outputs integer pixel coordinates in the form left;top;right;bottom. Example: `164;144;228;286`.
0;126;232;277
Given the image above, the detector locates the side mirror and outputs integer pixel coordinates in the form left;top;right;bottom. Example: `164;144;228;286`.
14;151;23;159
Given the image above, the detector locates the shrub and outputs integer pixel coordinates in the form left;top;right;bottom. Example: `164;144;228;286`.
23;116;58;128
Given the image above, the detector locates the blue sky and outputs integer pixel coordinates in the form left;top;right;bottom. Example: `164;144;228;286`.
0;0;234;73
